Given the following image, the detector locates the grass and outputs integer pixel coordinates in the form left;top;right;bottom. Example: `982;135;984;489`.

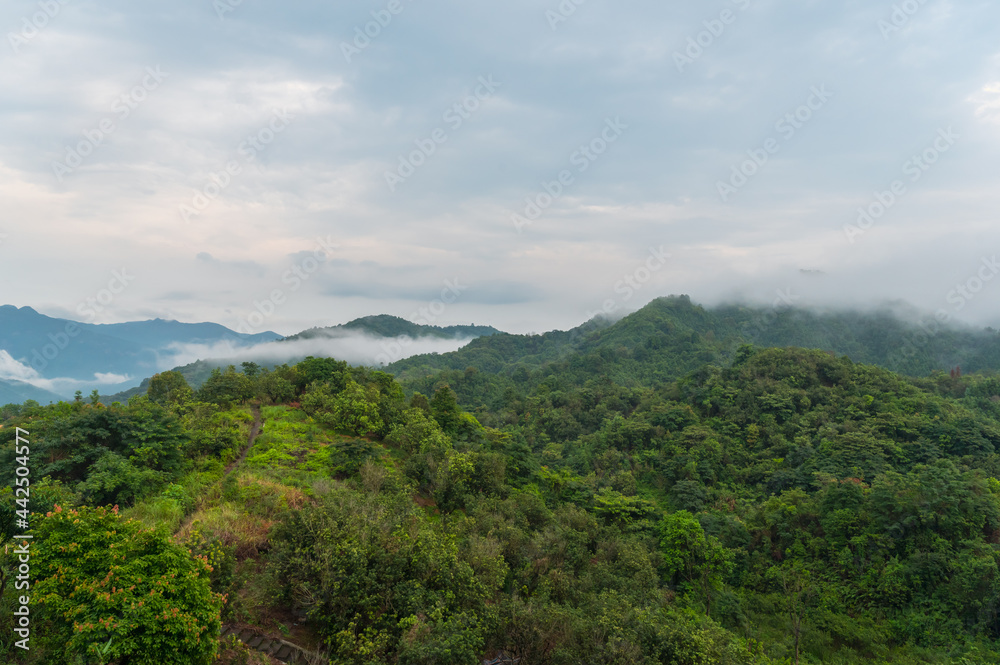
125;496;185;532
176;502;275;559
165;403;394;652
246;406;331;472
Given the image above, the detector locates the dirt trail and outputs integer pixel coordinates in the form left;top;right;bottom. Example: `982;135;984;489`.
225;404;262;476
176;404;263;539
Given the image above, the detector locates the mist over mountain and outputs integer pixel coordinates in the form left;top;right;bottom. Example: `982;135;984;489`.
0;305;281;402
9;295;1000;664
0;376;63;405
7;296;1000;409
285;314;502;342
387;295;1000;401
98;315;505;404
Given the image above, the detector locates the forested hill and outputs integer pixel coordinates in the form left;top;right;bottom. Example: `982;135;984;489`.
284;314;502;341
4;346;1000;663
97;316;502;404
388;295;1000;406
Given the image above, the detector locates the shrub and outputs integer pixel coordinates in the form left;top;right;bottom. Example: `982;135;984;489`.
32;505;223;664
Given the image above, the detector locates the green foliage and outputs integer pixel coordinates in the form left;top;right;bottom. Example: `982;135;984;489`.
255;368;295;404
196;366;255;407
0;399;190;507
31;505;222;664
302;379;386;437
269;487;504;665
295;356;349;393
147;371;193;406
13;330;1000;664
430;386;461;435
660;511;735;614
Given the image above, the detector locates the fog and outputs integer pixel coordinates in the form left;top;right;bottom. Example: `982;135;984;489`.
158;332;476;372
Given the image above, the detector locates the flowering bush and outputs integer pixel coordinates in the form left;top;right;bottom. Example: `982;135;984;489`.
32;505;223;664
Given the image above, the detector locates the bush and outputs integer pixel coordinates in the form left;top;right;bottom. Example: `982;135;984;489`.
32;505;223;664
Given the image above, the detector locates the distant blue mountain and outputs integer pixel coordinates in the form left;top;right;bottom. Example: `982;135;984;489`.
0;305;151;380
0;378;63;405
0;305;281;403
83;319;281;349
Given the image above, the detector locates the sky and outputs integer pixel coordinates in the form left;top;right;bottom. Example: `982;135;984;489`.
1;0;999;336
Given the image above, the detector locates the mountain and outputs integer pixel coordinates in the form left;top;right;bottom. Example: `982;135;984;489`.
83;319;281;349
0;305;155;380
386;296;1000;408
284;314;501;342
9;329;1000;664
0;305;281;402
99;316;505;404
0;378;63;405
51;298;1000;410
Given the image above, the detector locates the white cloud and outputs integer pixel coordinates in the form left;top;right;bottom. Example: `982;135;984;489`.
159;333;473;372
94;372;132;384
1;0;1000;336
970;83;1000;124
0;354;133;397
0;350;41;382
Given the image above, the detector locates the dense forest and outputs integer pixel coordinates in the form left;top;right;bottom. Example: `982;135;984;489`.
3;298;1000;664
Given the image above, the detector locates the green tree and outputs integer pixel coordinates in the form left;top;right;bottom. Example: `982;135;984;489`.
32;505;223;664
255;369;295;404
660;511;734;616
333;380;385;436
767;561;815;665
147;371;192;406
196;366;254;407
430;386;461;435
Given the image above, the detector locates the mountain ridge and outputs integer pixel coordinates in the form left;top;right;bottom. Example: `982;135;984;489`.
283;314;502;342
0;306;283;403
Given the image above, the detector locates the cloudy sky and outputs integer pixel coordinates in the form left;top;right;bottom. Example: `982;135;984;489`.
1;0;999;336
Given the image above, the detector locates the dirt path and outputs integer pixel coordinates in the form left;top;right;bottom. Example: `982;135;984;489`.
177;404;263;539
225;404;262;476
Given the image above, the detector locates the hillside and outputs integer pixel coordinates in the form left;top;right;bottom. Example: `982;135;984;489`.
98;316;505;405
83;318;282;348
284;314;502;342
4;346;1000;664
8;299;1000;663
387;296;1000;411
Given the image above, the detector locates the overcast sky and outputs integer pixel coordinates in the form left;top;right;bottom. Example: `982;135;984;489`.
1;0;998;336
